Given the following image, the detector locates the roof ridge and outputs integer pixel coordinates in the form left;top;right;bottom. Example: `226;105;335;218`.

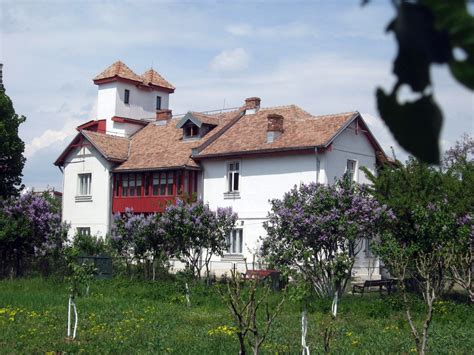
83;130;131;141
312;110;358;120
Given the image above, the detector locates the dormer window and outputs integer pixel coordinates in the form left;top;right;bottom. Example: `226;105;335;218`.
124;89;130;104
184;125;199;139
156;96;162;110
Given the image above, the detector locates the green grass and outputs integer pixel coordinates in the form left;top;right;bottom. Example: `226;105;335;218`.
0;277;472;354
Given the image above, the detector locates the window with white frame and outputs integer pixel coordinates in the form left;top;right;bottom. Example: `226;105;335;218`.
227;229;243;254
227;162;240;192
78;173;92;196
346;159;357;181
77;227;91;236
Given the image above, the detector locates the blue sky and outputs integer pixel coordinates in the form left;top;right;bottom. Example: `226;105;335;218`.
1;0;472;191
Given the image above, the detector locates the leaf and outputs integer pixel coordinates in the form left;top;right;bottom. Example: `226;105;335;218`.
425;0;474;90
388;2;452;92
377;88;442;164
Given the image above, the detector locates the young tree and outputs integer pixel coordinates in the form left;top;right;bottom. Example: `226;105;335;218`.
218;265;285;355
365;149;473;354
160;200;237;279
262;179;394;300
0;83;26;199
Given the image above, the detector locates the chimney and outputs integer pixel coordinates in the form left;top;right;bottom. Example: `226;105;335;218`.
244;97;261;114
0;63;4;92
267;113;284;143
156;109;172;121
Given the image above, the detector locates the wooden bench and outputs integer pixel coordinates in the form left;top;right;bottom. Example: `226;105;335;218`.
352;279;396;295
241;269;279;280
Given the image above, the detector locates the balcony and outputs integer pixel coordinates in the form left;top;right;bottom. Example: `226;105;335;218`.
112;169;198;214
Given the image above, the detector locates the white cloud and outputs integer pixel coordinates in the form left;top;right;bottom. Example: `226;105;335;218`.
226;23;318;39
24;118;82;159
210;48;249;72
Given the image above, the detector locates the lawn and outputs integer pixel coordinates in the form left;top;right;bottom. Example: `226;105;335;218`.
0;277;472;354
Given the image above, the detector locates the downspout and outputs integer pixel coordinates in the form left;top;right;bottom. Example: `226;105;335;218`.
107;170;113;238
315;147;320;183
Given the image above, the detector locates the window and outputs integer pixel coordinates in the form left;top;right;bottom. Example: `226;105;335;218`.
77;227;91;236
124;89;130;104
119;174;143;197
184;125;199;138
78;173;91;196
227;162;240;192
227;229;243;254
364;238;372;256
346;159;357;181
156;96;162;110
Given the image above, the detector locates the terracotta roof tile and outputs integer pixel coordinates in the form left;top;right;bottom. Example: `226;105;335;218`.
196;106;357;157
82;130;130;162
93;61;144;83
141;69;175;90
115;110;238;171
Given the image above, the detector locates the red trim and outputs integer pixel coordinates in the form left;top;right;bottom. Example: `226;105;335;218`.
111;116;148;126
112;170;198;213
93;77;175;93
93;77;142;86
76;120;106;133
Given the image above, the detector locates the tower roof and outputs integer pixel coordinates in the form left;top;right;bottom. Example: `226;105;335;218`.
141;68;175;91
93;61;145;84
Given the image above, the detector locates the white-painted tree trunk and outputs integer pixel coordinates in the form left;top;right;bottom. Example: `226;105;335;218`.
331;292;338;318
72;299;78;339
301;308;310;355
185;282;191;308
67;296;72;338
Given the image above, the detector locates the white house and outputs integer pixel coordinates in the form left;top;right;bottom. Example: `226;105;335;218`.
55;61;389;280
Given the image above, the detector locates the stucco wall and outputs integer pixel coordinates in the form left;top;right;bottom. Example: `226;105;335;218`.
201;122;379;277
97;81;170;136
62;145;113;238
114;81;170;119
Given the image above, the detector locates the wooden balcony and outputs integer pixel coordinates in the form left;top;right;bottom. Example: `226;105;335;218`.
112;169;198;214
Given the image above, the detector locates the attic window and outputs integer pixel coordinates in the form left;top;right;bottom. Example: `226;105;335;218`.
156;96;162;110
124;89;130;104
184;125;199;138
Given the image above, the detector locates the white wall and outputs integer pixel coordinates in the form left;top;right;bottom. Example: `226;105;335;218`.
62;144;113;239
97;81;170;136
323;121;376;185
201;122;379;277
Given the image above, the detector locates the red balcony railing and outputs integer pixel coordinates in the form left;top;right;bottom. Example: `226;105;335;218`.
112;169;198;214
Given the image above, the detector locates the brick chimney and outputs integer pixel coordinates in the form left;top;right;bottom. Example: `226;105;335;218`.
156;109;172;121
244;97;261;113
267;113;284;142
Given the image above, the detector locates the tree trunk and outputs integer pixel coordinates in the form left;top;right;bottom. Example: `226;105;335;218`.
237;332;246;355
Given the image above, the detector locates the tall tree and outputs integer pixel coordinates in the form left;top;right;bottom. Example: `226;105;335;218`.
0;83;26;198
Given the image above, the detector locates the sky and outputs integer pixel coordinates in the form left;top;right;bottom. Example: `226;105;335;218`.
1;0;473;191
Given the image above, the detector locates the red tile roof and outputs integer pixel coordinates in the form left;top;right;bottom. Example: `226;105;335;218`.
93;62;174;92
56;102;385;170
141;69;175;91
114;110;240;171
93;61;144;83
195;106;358;157
82;131;130;162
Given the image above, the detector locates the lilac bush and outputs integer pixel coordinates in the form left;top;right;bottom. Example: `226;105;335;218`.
160;200;237;279
0;192;69;276
111;208;160;276
262;179;394;298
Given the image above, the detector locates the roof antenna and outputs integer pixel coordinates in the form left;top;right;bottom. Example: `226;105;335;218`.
151;60;154;70
222;98;226;112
